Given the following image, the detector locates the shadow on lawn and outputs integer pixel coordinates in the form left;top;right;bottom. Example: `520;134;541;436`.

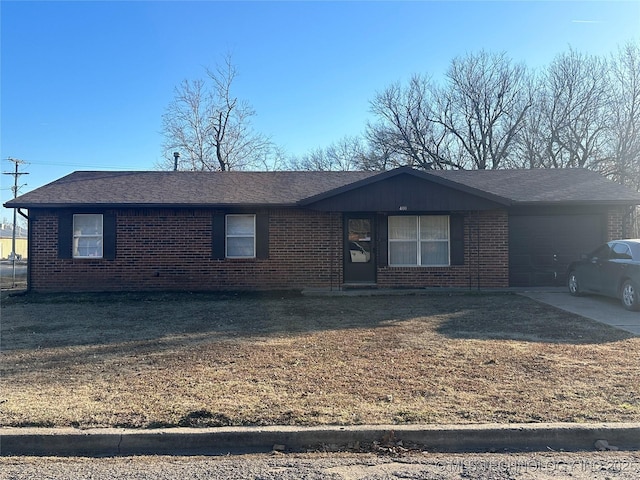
1;291;633;360
436;308;634;344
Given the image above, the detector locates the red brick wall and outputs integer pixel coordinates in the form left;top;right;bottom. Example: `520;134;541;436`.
29;208;343;292
28;208;510;292
377;210;509;289
606;207;626;240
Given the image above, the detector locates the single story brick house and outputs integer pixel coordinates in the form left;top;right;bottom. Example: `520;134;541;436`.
5;166;640;293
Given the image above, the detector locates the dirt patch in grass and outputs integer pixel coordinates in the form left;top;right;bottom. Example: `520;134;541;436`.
1;291;638;428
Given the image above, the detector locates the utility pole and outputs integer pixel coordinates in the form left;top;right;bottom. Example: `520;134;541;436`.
3;157;28;287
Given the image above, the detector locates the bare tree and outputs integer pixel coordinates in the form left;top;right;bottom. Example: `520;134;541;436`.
358;131;399;171
160;55;272;171
606;41;640;190
530;49;611;170
287;136;371;171
367;75;462;170
367;52;532;170
287;147;332;171
439;51;533;170
511;78;546;169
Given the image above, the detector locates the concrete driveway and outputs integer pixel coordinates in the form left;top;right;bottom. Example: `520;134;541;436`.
521;290;640;336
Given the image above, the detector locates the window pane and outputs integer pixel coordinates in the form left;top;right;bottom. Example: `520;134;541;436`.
227;237;254;257
348;219;371;241
74;214;103;235
73;214;103;258
421;242;449;265
420;216;448;240
612;243;632;259
74;237;103;258
227;215;255;235
389;216;417;240
389;241;417;265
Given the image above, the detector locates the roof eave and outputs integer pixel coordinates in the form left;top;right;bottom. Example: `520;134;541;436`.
513;199;640;207
3;202;299;210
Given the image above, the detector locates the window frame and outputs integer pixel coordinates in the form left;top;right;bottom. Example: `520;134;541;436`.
388;215;450;267
72;213;104;259
225;214;257;259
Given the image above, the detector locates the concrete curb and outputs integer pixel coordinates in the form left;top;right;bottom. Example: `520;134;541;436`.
2;423;639;457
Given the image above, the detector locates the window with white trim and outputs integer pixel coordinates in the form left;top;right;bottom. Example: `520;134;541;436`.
388;215;449;266
73;214;103;258
226;214;256;258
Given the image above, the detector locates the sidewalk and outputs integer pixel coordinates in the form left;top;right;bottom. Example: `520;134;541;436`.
520;291;640;335
2;423;639;456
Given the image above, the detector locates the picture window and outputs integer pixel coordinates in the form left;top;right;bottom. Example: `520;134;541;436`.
388;215;449;266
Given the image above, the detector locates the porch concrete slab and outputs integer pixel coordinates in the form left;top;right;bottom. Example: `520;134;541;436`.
1;423;639;457
520;291;640;336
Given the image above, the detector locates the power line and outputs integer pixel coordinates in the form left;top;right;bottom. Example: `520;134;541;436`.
1;159;147;170
3;158;29;195
2;157;29;287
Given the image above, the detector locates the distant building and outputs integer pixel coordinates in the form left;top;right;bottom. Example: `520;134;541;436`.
0;224;28;260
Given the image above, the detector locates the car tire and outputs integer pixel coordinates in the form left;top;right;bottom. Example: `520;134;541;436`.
568;271;581;296
621;280;640;311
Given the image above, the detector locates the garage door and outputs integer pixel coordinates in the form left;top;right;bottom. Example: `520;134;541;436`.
509;214;606;287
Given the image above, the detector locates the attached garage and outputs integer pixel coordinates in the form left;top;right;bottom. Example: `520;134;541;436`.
428;169;638;289
509;211;608;287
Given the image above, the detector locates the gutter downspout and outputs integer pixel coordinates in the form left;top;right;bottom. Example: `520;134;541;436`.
330;212;335;292
17;208;30;292
626;204;638;238
476;211;481;291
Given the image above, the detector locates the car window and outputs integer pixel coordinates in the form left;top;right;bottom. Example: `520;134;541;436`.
590;244;611;260
612;242;632;260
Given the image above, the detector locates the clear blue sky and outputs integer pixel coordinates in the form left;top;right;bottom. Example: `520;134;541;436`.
2;0;639;220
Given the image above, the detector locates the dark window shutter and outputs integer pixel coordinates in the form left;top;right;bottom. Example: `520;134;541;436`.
377;214;388;267
103;212;117;260
256;213;269;259
212;214;226;259
450;214;465;265
58;212;73;259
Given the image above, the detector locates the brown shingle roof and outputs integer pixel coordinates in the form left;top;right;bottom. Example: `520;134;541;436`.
5;170;378;208
428;168;640;204
5;167;640;209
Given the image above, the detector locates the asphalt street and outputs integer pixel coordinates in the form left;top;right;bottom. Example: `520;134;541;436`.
0;262;27;278
2;452;640;480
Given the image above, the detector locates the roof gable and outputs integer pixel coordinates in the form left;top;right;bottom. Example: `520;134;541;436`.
300;168;510;211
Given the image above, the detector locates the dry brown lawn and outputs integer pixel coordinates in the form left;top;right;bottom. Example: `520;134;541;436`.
1;291;639;429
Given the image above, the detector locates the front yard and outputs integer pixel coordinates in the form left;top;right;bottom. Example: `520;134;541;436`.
1;291;638;428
